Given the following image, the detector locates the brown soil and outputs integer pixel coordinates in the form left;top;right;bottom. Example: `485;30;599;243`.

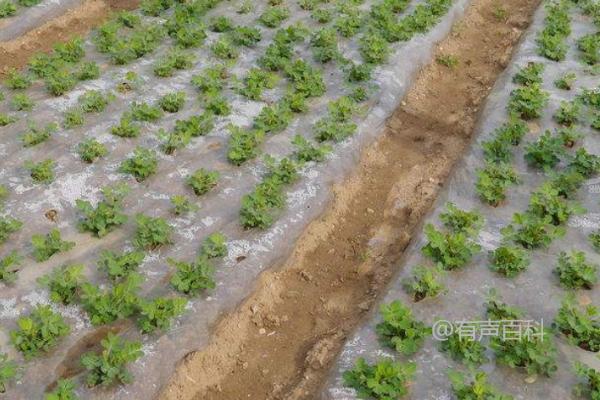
159;0;541;399
0;0;139;77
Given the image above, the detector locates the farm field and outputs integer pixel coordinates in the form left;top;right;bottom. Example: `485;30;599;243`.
323;0;600;399
0;0;597;399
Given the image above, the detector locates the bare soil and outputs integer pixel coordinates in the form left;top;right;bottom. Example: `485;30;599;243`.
156;0;541;398
0;0;139;77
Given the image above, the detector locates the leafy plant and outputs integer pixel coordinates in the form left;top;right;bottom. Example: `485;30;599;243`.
80;273;142;325
312;8;333;23
204;93;231;115
111;115;141;138
158;91;185;113
436;54;459;69
0;354;18;393
311;28;339;63
174;113;214;137
557;126;582;148
482;137;512;163
230;26;262;47
63;109;84;129
359;32;389;64
0;0;16;18
490;325;557;377
116;71;141;93
253;102;292;133
513;62;544;86
211;37;238;60
22;122;58;147
0;251;21;284
524;130;565;169
475;162;520;206
6;68;32;90
536;1;570;61
573;362;600;399
53;37;85;63
439;328;487;367
38;264;84;305
158;127;191;155
489;245;529;278
555;250;598;289
170;195;198;216
0;113;17;126
80;90;110;113
314;117;357;142
554;100;582;126
200;232;227;258
421;224;481;270
501;213;565;249
402;265;445;301
153;49;195;77
292;135;331;162
81;333;142;387
170;256;216;295
76;184;129;237
45;379;78;400
130;102;163;122
133;214;172;250
259;6;289;28
448;370;513;400
508;83;549;120
120;147;158;182
227;126;265;165
45;70;77;96
375;300;429;355
578;32;600;65
31;229;75;261
335;10;362;37
11;93;34;111
209;15;233;32
240;157;298;228
191;65;227;94
77;138;108;163
589;230;600;253
555;72;576;90
11;305;70;359
239;68;278;100
554;295;599;352
26;159;55;183
527;182;582;225
137;296;187;333
76;61;101;81
187;168;219;196
284;60;326;98
550;170;585;200
439;203;483;235
569;148;600;177
0;216;22;244
347;62;372;83
97;249;145;281
343;358;416;400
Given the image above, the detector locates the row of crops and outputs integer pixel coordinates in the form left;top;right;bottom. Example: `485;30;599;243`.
327;0;600;399
0;0;467;397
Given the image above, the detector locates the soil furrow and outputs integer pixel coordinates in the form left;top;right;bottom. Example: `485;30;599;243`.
154;0;541;398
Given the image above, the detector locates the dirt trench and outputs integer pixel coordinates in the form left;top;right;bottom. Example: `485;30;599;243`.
0;0;139;77
156;0;542;399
